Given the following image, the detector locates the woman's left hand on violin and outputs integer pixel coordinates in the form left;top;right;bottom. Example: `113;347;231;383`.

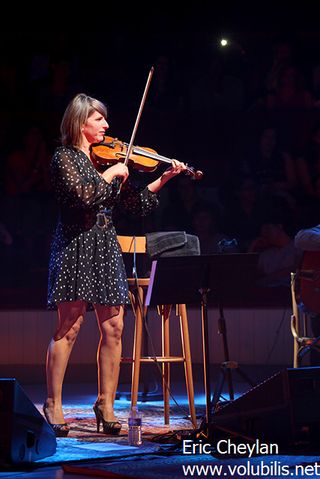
163;160;188;179
147;159;192;193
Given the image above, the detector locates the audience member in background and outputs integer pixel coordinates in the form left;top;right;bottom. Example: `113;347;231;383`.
0;219;13;284
30;33;82;117
191;203;235;254
296;121;320;199
247;38;297;112
3;124;53;269
294;224;320;365
311;64;320;109
0;221;12;246
161;175;205;232
295;122;320;227
264;39;296;95
265;65;313;111
242;126;297;206
248;216;302;287
221;176;263;252
294;223;320;251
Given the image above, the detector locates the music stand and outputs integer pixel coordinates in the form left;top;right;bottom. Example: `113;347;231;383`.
145;253;258;436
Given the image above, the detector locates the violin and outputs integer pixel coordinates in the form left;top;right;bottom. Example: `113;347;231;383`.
91;136;203;180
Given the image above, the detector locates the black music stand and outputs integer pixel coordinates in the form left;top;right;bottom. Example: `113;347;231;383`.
145;253;258;437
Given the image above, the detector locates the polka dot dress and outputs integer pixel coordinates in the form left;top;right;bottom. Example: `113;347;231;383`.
47;146;159;308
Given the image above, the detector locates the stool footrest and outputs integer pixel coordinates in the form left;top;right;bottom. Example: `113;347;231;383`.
121;356;185;363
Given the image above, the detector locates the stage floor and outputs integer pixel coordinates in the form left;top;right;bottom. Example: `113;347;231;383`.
2;368;320;478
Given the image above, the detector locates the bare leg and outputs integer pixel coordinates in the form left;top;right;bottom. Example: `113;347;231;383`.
45;300;86;424
94;304;124;421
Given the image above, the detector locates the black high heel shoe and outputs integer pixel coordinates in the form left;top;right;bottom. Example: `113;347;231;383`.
43;403;70;437
93;404;121;435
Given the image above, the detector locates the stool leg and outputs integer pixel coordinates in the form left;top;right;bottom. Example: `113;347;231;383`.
160;304;171;425
178;304;197;428
131;286;144;408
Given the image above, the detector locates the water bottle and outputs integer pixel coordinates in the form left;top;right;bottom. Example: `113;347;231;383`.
128;405;142;446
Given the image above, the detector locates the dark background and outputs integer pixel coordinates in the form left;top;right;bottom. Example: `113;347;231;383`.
1;3;320;306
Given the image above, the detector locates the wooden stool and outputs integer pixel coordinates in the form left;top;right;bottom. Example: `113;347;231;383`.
117;235;197;427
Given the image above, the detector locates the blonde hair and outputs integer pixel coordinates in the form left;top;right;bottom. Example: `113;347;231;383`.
60;93;108;147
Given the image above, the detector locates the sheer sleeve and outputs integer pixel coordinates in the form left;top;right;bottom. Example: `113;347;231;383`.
120;180;159;216
51;147;114;209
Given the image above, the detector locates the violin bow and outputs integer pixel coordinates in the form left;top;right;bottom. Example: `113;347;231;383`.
115;66;154;193
123;66;154;168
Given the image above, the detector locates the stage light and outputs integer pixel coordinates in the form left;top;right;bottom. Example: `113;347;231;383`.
220;38;229;47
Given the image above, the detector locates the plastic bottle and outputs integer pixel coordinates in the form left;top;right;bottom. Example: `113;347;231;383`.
128;405;142;446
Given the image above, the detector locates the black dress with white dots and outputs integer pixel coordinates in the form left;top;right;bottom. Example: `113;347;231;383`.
47;146;159;308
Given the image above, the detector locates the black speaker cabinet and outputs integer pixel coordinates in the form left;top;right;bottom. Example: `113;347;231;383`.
210;367;320;447
0;378;57;464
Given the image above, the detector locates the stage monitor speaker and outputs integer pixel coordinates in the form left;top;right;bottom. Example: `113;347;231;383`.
0;378;57;465
209;367;320;447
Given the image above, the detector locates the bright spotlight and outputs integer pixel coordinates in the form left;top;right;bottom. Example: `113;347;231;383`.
220;38;228;47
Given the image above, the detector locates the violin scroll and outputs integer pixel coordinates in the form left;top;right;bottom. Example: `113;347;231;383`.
185;165;203;180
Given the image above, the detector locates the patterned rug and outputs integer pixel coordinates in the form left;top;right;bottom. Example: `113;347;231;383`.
56;398;200;437
34;399;203;465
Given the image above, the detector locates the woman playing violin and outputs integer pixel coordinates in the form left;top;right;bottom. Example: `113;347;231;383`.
44;92;187;437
